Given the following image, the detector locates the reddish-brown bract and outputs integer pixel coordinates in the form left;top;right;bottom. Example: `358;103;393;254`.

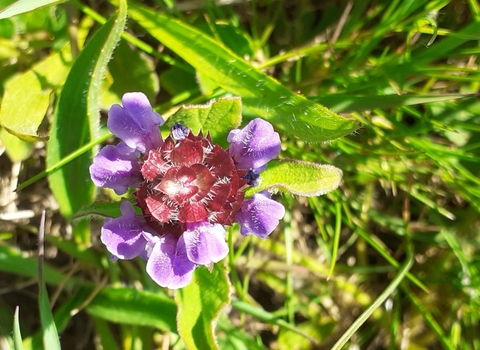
135;132;248;237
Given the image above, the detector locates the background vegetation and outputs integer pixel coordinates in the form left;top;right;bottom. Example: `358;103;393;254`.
0;0;479;349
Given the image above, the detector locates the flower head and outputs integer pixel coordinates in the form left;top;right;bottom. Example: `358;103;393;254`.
90;93;285;288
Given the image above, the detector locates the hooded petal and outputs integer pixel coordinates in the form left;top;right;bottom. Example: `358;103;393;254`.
101;201;151;259
89;142;142;195
108;92;164;153
227;118;281;172
183;221;228;265
235;191;285;239
146;233;196;289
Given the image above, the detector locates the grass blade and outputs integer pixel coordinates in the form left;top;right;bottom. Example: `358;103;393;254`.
331;254;413;350
38;211;61;350
13;306;24;350
0;0;64;19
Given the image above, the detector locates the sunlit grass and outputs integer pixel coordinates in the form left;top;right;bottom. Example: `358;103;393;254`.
0;0;479;349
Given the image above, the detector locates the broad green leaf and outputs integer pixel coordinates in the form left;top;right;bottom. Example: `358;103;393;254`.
0;127;33;162
246;159;343;197
0;48;72;142
86;287;177;332
46;0;127;220
166;97;242;148
0;0;64;19
175;261;230;350
129;6;359;143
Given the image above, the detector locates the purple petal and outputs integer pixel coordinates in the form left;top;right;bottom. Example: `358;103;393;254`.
90;142;142;195
101;201;151;259
107;92;164;153
227;118;281;172
235;191;285;239
183;221;228;265
146;233;196;289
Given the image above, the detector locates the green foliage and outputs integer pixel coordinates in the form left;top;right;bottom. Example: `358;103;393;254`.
175;262;231;350
129;5;359;143
0;0;64;19
86;288;177;332
0;47;72;142
1;0;480;349
166;96;242;148
246;159;343;197
13;307;23;350
46;0;126;224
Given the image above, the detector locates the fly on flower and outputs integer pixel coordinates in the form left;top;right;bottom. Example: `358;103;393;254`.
90;92;285;289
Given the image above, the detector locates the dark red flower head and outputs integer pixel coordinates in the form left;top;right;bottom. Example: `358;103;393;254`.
136;131;248;236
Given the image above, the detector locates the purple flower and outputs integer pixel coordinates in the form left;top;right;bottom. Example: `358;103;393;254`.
146;233;195;289
90;142;142;195
101;201;152;259
228;118;281;173
235;191;285;239
107;92;164;153
183;221;228;265
145;221;228;289
91;93;285;289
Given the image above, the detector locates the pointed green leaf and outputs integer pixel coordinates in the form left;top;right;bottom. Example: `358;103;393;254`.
0;48;72;142
246;159;343;197
38;212;61;350
129;6;359;143
13;307;24;350
46;0;127;219
175;262;230;350
0;0;64;19
167;97;242;148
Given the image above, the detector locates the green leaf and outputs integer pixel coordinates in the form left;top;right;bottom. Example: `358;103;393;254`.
166;96;242;148
129;6;359;143
0;0;64;19
71;201;122;225
46;0;127;219
0;245;76;287
0;127;34;162
246;159;343;197
13;307;24;350
0;47;72;142
38;212;61;350
175;262;231;350
86;287;177;332
310;94;474;113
